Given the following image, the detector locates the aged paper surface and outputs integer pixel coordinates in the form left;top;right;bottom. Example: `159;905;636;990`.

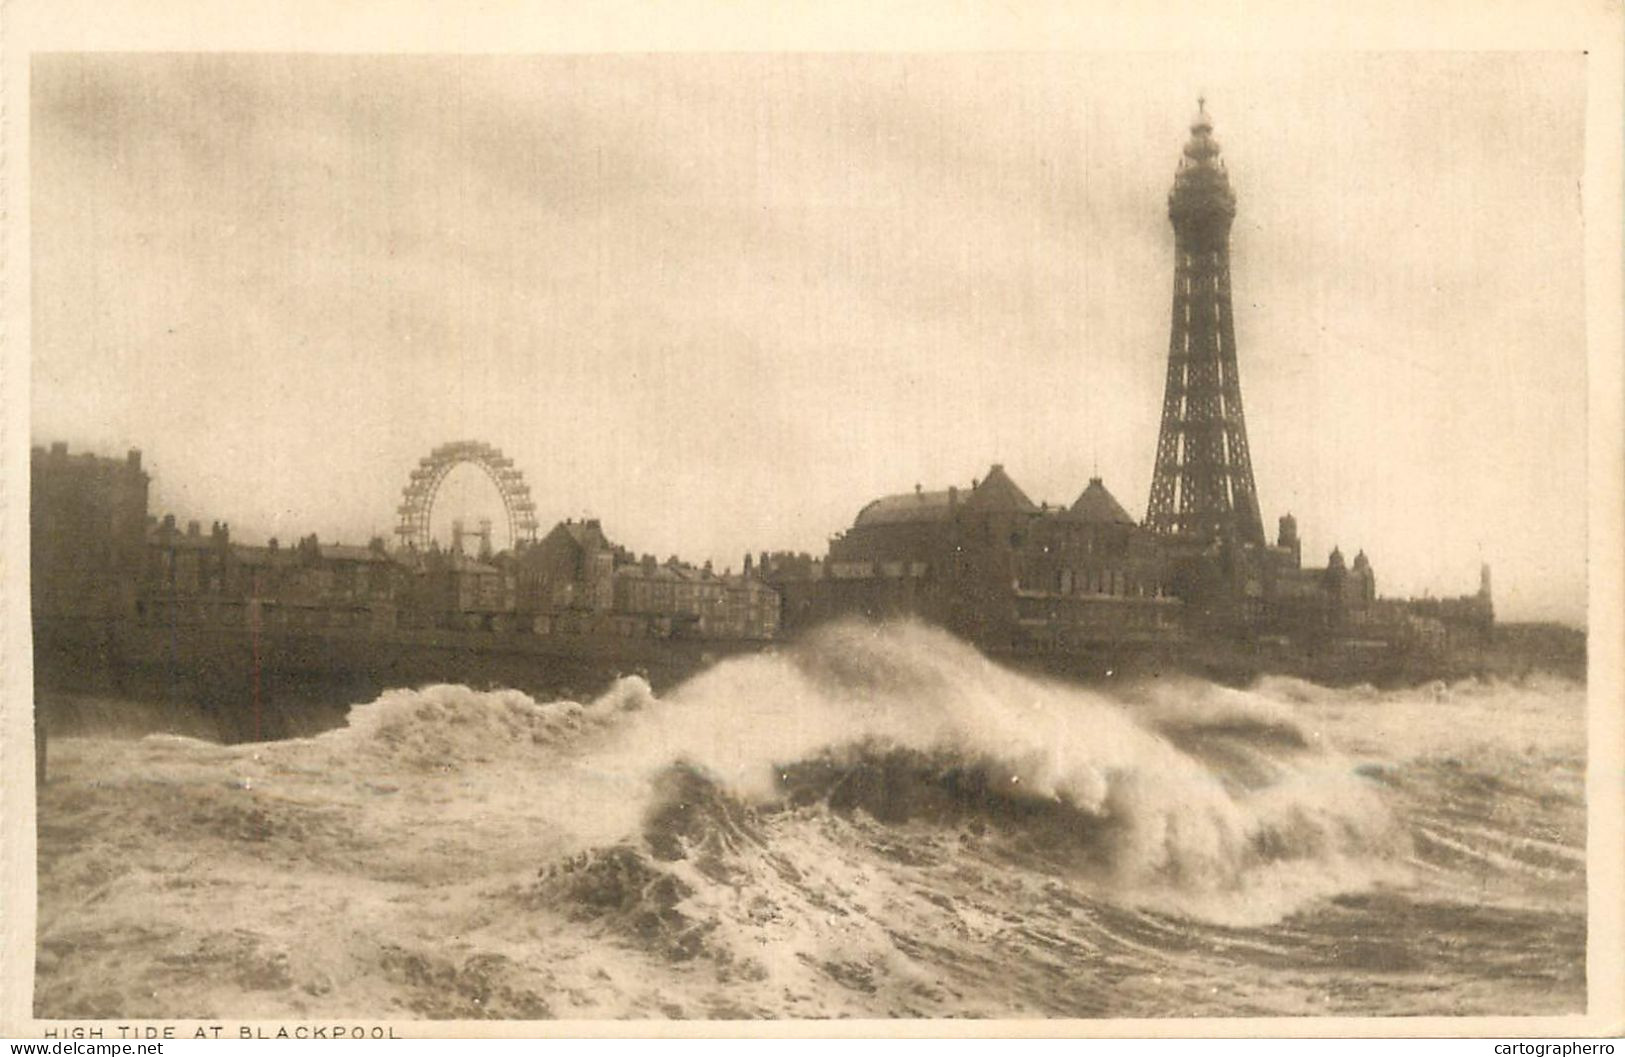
2;0;1622;1039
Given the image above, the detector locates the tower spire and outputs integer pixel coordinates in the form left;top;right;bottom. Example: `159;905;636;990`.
1145;102;1265;546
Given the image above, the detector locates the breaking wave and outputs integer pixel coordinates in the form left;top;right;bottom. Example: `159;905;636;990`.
34;620;1585;1019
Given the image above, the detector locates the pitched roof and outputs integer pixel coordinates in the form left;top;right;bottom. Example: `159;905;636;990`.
1069;477;1136;525
852;464;1037;528
541;519;613;552
614;561;722;582
960;464;1037;514
562;522;607;546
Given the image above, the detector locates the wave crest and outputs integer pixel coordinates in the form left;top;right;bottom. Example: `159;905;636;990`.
212;620;1414;924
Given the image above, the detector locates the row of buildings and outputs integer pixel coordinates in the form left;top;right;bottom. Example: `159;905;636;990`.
31;438;1490;661
31;442;780;643
756;462;1488;654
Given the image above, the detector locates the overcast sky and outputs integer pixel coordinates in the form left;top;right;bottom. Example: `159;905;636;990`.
32;52;1586;624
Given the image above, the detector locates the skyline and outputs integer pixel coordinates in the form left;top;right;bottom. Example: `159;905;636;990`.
31;52;1587;624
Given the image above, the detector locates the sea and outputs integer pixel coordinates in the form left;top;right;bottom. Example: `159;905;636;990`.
33;620;1587;1020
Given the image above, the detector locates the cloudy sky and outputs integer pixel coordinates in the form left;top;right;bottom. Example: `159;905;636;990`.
32;52;1586;623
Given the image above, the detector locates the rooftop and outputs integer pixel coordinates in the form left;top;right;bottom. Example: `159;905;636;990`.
853;464;1038;528
1070;477;1136;525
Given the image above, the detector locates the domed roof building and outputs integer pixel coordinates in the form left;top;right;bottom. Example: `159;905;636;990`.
810;465;1178;651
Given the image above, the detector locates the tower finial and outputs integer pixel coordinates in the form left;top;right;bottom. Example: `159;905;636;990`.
1190;96;1215;136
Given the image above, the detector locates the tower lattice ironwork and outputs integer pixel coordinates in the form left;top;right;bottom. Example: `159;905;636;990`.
1145;101;1265;547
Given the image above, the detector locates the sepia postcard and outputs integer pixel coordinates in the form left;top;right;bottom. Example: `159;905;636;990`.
2;0;1622;1041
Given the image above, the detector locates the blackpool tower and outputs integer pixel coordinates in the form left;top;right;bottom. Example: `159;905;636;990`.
1144;101;1266;547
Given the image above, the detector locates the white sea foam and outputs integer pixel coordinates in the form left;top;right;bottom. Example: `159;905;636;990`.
33;619;1586;1019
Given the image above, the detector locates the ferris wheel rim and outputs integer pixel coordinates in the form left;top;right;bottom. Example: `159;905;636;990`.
394;441;541;553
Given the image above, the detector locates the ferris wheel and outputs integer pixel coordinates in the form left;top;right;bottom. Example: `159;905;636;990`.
394;440;540;552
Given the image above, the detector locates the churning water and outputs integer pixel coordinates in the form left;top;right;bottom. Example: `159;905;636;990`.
34;621;1585;1019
